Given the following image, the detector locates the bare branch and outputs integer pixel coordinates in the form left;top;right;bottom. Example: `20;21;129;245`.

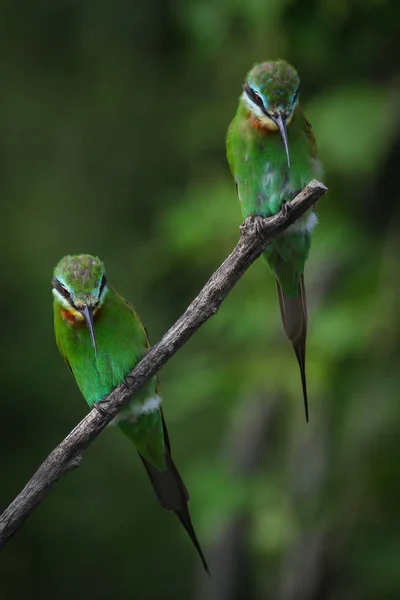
0;179;327;548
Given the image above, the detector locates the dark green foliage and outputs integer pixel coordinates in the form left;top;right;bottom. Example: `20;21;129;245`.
1;0;400;598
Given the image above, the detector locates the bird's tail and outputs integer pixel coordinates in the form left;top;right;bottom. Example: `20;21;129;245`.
276;274;309;422
139;411;210;574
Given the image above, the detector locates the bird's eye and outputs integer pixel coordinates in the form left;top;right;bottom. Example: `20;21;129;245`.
251;89;264;106
99;275;107;296
243;84;265;108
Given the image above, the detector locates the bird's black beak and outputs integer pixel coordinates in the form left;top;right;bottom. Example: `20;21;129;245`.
80;305;97;357
271;112;291;168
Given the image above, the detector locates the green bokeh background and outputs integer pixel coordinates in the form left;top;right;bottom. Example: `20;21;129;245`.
1;1;400;598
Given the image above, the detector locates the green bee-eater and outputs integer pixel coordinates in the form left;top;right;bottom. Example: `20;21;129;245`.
227;59;323;422
52;254;208;572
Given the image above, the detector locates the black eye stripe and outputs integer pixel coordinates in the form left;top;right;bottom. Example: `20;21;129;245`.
243;83;265;109
52;277;72;301
99;275;107;296
52;277;69;297
243;83;300;108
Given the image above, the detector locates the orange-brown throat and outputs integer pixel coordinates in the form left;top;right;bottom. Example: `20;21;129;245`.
248;112;278;134
60;307;102;327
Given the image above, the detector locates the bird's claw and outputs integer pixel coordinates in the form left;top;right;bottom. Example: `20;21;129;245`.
281;201;292;218
94;400;110;418
254;217;267;238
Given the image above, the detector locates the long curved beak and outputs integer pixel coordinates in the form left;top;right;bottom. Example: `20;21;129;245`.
272;112;290;168
80;305;97;357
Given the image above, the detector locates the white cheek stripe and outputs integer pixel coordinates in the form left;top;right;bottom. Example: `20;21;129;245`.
52;288;71;310
242;92;265;119
111;395;162;425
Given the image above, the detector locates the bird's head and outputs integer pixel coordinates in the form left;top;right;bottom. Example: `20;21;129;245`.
241;59;300;167
52;254;108;355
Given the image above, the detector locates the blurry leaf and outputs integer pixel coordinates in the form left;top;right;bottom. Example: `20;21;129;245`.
309;85;395;174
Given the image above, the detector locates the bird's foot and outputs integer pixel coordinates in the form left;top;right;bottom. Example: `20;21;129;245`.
281;200;292;219
241;214;273;249
94;399;111;418
254;216;268;239
240;214;265;237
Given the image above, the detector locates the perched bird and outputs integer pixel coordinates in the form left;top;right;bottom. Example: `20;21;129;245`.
227;60;323;422
52;254;208;572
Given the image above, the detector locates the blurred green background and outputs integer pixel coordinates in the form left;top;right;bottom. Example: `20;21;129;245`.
1;1;400;598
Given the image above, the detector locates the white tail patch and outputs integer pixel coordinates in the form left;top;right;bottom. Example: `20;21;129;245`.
111;394;162;425
284;210;318;235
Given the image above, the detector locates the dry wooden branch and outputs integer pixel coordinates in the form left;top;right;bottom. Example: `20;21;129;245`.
0;179;327;548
